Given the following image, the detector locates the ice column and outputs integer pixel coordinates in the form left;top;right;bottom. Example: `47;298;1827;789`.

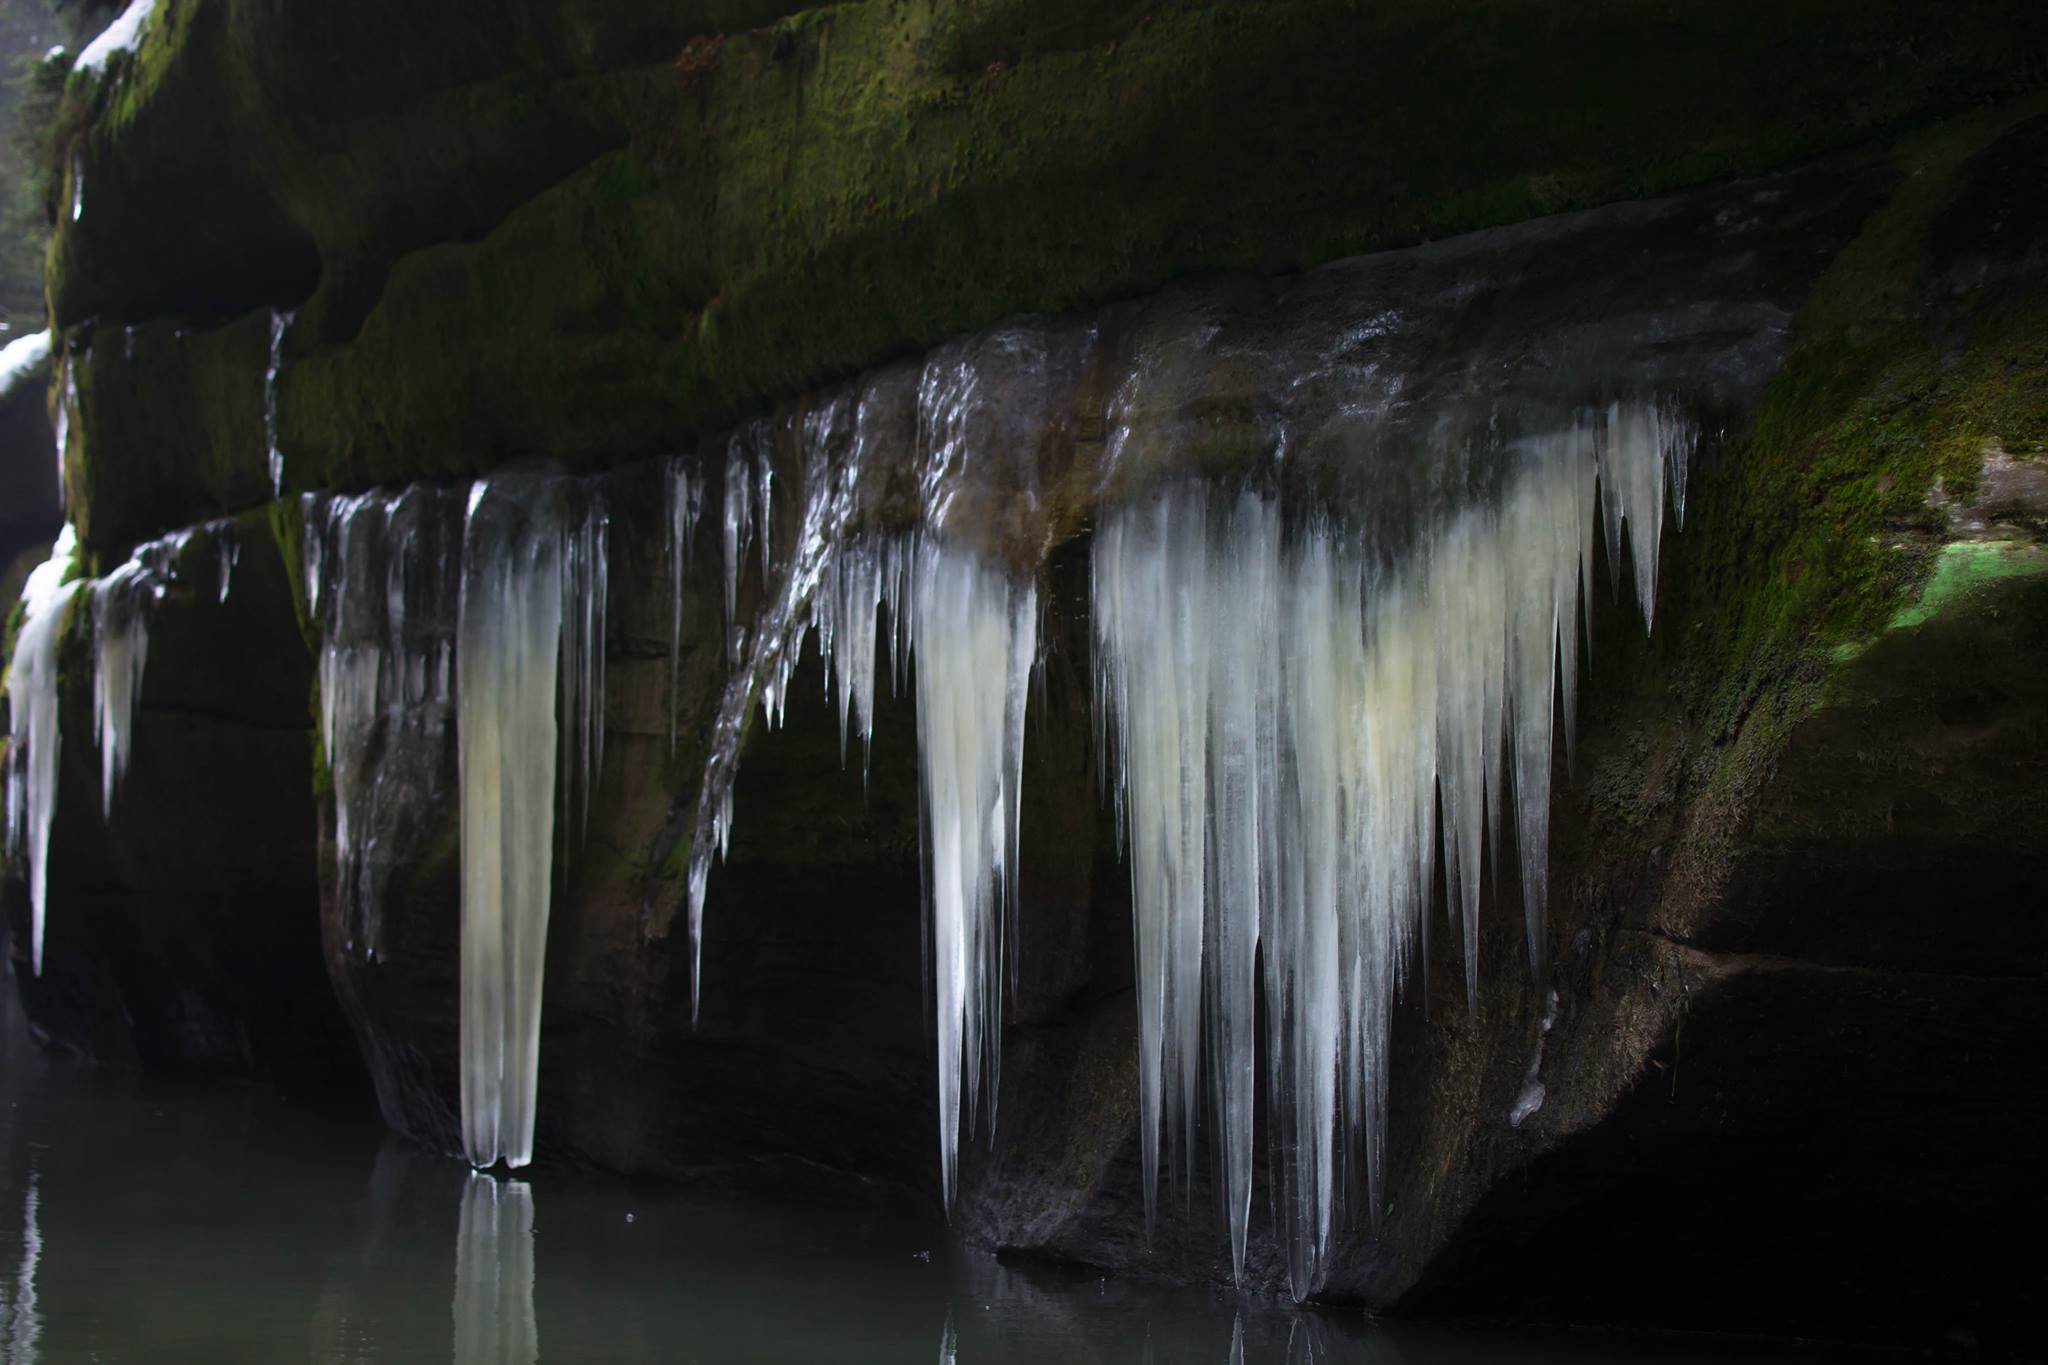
457;476;607;1169
1091;402;1691;1295
4;529;83;975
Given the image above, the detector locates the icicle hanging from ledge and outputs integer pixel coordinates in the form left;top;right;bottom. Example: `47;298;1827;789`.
456;474;608;1170
911;539;1037;1207
1091;401;1693;1297
91;528;193;818
3;528;83;977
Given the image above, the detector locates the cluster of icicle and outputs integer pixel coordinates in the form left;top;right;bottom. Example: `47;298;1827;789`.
4;519;238;977
303;486;466;961
305;476;608;1169
669;358;1042;1208
1092;403;1692;1297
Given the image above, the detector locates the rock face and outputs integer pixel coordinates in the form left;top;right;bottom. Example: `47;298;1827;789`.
4;0;2046;1349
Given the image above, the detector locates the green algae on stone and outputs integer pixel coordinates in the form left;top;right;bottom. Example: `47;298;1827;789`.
1887;540;2048;631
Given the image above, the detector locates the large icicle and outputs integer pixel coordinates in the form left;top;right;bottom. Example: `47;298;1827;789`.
4;528;83;976
457;475;607;1170
912;539;1037;1207
1092;402;1692;1296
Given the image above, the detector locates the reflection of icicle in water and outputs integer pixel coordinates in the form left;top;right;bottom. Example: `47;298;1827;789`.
453;1174;536;1365
457;475;607;1169
304;488;465;961
4;529;83;977
91;528;194;818
0;1171;41;1362
913;540;1036;1208
1092;402;1692;1296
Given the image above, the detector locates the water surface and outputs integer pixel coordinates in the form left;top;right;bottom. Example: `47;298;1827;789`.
0;994;1843;1364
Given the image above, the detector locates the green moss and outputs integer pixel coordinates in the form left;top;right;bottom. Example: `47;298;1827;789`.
1554;100;2048;915
1887;540;2048;630
44;0;2048;499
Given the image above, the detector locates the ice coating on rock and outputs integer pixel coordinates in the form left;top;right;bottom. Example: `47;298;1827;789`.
304;487;464;961
1091;404;1690;1296
51;355;76;512
4;528;83;976
0;330;49;403
457;474;608;1170
265;310;294;496
913;539;1037;1206
91;528;192;818
453;1174;536;1365
213;519;240;604
72;0;157;77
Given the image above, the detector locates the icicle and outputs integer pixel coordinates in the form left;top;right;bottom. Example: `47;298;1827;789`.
213;519;240;604
457;475;607;1169
721;433;755;656
265;310;294;495
52;354;76;513
90;529;189;818
683;393;870;1012
1090;401;1690;1297
305;489;460;961
912;538;1037;1208
666;458;703;750
5;528;83;976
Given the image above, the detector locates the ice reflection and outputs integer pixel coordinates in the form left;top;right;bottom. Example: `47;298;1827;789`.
940;1257;1414;1365
0;1173;39;1363
454;1174;535;1365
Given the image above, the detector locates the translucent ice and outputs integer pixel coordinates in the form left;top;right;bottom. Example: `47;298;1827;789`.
4;528;83;975
1092;403;1690;1294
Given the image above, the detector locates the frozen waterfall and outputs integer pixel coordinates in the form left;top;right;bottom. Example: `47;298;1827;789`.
1091;402;1693;1295
4;529;83;975
457;475;608;1170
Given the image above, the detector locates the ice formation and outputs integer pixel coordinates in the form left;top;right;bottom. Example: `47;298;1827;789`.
265;310;294;495
457;475;608;1169
665;458;703;747
0;330;49;402
453;1174;536;1365
4;529;83;976
73;0;158;77
911;540;1036;1204
91;528;191;817
304;488;465;960
673;352;1044;1200
1091;402;1693;1295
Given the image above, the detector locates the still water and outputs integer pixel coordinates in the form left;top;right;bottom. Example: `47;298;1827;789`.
0;995;1836;1365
